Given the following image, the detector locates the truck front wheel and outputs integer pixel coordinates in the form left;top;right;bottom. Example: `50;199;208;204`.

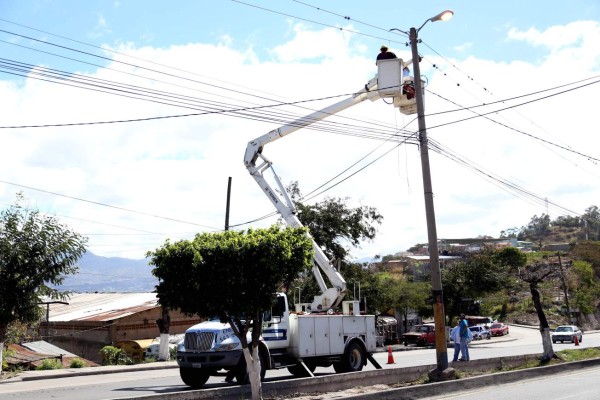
334;342;365;373
235;352;267;384
179;367;210;388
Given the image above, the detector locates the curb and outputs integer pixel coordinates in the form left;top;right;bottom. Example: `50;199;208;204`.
339;357;600;399
0;361;178;383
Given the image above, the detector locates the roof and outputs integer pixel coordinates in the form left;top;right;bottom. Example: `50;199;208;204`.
21;340;77;357
5;342;97;368
46;292;159;322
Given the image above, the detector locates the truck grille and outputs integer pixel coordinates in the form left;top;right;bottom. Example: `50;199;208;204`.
184;332;215;351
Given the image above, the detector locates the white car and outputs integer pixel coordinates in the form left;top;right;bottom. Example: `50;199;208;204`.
469;325;491;340
552;325;583;344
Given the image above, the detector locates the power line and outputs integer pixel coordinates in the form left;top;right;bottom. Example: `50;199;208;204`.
230;0;407;45
0;179;221;230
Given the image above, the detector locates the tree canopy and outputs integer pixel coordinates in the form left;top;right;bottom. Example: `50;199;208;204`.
441;248;520;324
149;226;313;321
287;181;383;261
0;194;87;372
148;226;314;399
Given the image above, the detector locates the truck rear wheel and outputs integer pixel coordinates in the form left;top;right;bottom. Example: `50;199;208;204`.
334;342;365;373
179;367;210;388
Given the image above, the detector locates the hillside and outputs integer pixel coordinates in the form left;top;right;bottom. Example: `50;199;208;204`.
52;251;156;292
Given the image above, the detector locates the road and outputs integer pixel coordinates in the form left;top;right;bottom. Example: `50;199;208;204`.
0;326;596;400
421;365;600;400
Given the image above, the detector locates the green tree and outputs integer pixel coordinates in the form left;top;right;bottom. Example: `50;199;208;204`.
395;280;431;332
553;215;581;228
287;181;383;261
571;241;600;279
0;194;87;373
499;227;520;238
148;227;313;400
442;249;512;324
521;214;551;241
582;206;600;240
284;182;385;312
570;260;598;315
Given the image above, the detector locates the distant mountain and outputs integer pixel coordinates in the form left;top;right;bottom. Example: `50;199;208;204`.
52;251;157;292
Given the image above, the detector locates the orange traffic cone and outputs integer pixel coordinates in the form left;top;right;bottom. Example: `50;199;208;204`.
574;335;580;346
387;346;395;364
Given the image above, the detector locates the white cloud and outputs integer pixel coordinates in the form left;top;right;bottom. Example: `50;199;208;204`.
2;20;600;260
507;21;600;52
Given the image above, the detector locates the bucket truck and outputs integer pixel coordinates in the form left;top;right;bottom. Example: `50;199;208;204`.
176;58;420;388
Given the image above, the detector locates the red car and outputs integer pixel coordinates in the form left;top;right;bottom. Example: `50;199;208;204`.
490;323;509;336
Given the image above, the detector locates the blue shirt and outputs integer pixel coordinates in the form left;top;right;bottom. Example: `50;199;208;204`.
459;319;469;338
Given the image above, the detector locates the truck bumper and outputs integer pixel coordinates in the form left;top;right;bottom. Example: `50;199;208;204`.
177;350;243;369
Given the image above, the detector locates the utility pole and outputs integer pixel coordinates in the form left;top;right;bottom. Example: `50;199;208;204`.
391;9;454;376
39;301;68;342
225;177;232;231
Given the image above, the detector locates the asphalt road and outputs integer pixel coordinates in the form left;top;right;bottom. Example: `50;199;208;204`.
1;325;596;400
420;365;600;400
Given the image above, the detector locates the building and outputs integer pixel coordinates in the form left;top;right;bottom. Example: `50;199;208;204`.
41;292;202;363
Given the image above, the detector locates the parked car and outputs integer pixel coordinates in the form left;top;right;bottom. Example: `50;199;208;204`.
402;324;436;347
469;325;491;340
552;325;583;343
490;323;509;336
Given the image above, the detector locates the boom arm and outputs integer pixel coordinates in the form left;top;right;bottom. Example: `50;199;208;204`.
243;76;382;312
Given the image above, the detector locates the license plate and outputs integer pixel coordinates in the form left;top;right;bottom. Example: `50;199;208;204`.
192;363;202;368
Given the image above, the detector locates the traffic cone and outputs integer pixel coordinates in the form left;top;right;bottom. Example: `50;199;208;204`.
387;346;395;364
574;335;580;346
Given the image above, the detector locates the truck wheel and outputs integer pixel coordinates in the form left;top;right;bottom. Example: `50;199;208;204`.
179;367;210;389
335;342;365;373
287;362;316;377
235;352;266;384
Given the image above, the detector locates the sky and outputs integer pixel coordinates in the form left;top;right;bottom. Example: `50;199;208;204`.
0;0;599;262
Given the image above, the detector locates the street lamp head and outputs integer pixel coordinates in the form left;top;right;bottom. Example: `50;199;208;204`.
431;10;454;23
418;9;454;32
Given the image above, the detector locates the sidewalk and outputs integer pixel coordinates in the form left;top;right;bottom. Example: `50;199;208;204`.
1;360;178;383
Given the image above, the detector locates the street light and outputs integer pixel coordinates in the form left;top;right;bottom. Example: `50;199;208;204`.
391;10;453;375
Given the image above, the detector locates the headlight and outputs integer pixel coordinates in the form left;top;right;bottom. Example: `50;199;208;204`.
217;343;239;351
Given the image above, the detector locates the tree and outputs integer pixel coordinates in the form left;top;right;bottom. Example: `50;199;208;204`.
553;215;581;229
521;214;551;241
570;260;599;315
287;181;383;261
441;249;513;324
155;306;171;361
395;280;431;332
499;227;520;238
0;194;87;373
582;206;600;240
148;226;313;400
518;260;561;361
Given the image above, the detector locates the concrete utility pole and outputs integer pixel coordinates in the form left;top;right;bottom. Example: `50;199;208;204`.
391;9;454;375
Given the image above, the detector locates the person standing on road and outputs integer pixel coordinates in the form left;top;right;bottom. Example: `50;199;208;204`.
450;322;461;362
459;314;470;361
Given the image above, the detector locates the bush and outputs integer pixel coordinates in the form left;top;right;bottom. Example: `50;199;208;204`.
99;346;133;366
37;358;62;370
69;358;87;368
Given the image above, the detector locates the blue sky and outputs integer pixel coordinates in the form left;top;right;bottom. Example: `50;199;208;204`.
1;1;599;260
